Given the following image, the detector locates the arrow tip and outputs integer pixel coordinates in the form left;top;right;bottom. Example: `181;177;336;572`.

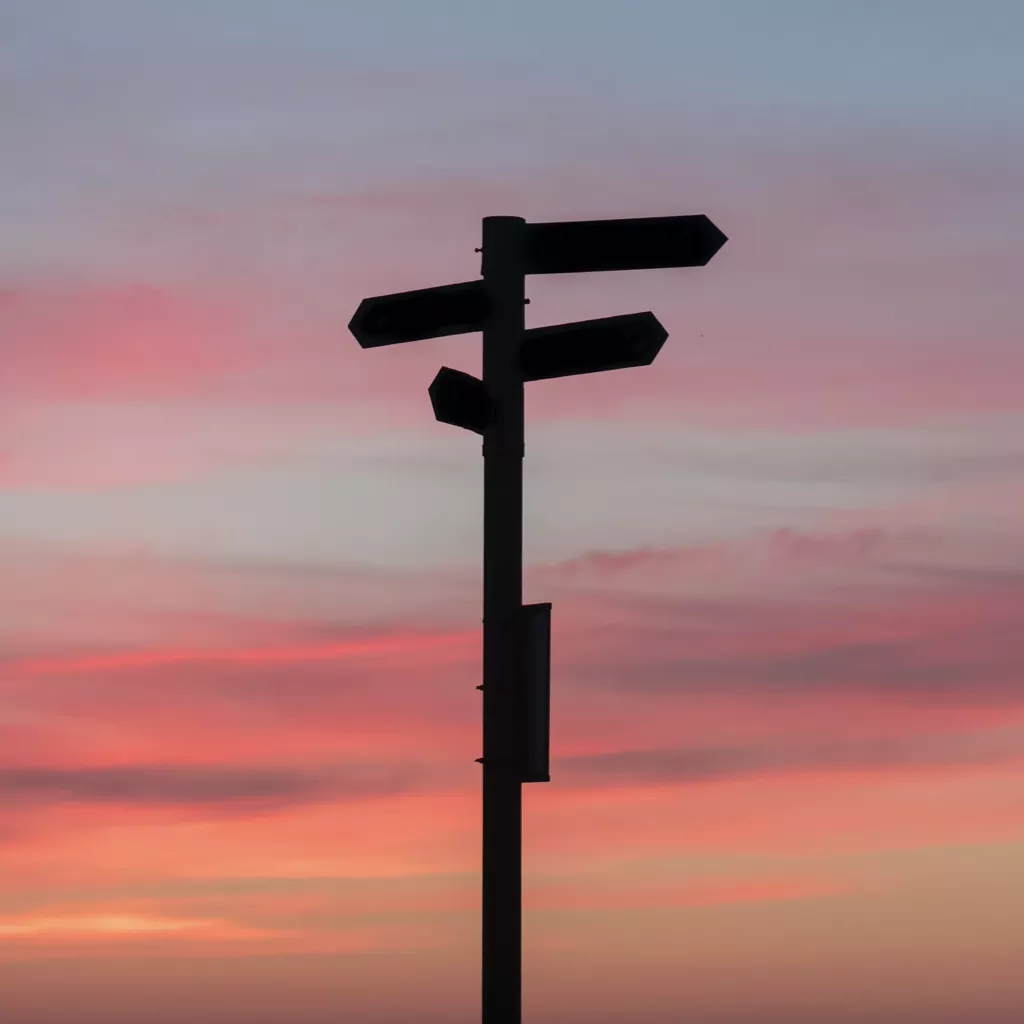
699;215;728;262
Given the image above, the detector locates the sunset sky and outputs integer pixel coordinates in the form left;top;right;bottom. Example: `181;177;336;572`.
2;2;1024;1022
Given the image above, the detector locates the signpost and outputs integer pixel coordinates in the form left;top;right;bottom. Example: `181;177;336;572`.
350;212;727;1024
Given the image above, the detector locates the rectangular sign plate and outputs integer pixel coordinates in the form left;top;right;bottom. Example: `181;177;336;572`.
522;602;551;783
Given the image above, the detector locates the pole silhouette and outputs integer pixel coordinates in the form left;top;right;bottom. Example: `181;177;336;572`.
479;216;527;1024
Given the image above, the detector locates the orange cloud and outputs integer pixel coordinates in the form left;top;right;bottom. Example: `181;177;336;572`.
0;912;276;941
0;903;444;962
525;874;844;911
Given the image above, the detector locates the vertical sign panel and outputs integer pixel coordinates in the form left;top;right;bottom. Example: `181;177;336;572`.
522;602;551;784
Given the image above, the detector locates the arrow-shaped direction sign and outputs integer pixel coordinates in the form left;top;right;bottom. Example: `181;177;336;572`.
429;367;493;434
524;214;726;275
349;280;491;348
520;311;668;382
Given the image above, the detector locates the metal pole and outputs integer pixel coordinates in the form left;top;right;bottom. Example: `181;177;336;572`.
480;215;526;1024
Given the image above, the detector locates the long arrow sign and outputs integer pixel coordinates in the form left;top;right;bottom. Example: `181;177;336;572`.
349;215;725;347
520;311;668;381
349;280;491;348
524;214;726;275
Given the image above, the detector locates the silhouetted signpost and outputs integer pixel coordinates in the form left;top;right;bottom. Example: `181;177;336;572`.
350;213;726;1024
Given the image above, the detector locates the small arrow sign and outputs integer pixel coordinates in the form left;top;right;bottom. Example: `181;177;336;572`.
429;366;493;434
349;280;491;348
524;214;726;275
520;311;668;382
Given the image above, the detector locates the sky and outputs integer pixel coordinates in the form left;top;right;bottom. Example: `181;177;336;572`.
1;1;1024;1021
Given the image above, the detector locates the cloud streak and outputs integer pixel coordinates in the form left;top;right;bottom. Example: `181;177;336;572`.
0;912;277;941
0;283;247;402
0;761;421;810
2;629;476;679
560;726;1024;788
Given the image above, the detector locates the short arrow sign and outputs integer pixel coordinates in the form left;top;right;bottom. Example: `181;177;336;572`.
429;367;493;434
520;311;668;382
524;214;727;275
349;280;491;348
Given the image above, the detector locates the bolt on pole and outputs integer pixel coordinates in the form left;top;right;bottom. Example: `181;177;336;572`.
480;215;527;1024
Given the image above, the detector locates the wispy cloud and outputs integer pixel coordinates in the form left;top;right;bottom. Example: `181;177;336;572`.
526;873;845;911
0;282;247;402
0;761;421;810
0;911;278;941
560;726;1024;788
3;629;475;678
533;526;894;585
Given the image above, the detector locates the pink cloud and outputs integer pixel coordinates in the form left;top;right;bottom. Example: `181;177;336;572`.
519;339;1024;430
525;873;845;911
0;400;374;490
5;126;1017;447
252;132;1022;429
0;788;480;892
0;283;249;401
0;524;1021;908
0;898;441;962
524;769;1024;861
532;526;895;587
3;527;1021;784
4;628;475;679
